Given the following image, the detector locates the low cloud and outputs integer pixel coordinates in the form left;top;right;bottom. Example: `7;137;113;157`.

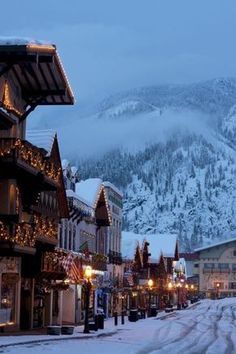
57;108;211;160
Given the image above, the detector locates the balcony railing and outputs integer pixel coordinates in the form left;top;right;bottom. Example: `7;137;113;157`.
108;250;122;265
0;216;58;248
0;221;36;248
0;138;60;183
92;253;107;271
34;215;58;241
203;268;230;274
41;250;66;274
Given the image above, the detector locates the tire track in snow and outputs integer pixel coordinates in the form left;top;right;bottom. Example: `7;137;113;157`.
135;300;236;354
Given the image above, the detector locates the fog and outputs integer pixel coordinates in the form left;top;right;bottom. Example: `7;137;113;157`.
57;108;211;160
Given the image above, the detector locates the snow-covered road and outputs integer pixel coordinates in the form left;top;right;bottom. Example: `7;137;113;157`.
2;298;236;354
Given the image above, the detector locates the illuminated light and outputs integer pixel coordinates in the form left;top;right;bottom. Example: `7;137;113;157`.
84;265;92;280
0;139;60;183
56;52;75;102
148;279;153;288
26;44;56;53
2;81;23;117
168;282;173;289
185;284;189;289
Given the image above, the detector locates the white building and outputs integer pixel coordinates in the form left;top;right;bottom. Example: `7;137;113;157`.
194;238;236;298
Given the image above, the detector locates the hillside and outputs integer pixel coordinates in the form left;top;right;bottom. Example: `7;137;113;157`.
74;78;236;251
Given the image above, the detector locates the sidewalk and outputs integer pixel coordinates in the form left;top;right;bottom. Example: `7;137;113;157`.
0;303;200;349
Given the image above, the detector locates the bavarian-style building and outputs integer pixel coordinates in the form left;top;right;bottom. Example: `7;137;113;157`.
0;39;74;330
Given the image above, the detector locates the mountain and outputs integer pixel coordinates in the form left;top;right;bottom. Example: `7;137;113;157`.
73;78;236;251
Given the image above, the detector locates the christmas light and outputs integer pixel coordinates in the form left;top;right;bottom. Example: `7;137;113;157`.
2;81;23;117
0;139;60;183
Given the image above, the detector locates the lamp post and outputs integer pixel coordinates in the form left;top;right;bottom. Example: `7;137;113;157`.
83;265;92;334
168;282;173;305
148;279;153;315
216;282;220;299
176;282;182;309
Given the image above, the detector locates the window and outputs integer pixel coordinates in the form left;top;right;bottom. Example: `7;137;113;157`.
218;263;229;269
1;273;19;324
229;282;236;289
232;264;236;271
204;263;215;269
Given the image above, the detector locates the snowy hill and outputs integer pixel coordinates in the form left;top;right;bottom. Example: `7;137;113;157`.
66;78;236;251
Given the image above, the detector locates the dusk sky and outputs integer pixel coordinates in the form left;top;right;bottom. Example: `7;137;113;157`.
2;0;236;106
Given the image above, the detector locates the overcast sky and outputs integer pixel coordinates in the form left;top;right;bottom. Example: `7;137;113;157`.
2;0;236;106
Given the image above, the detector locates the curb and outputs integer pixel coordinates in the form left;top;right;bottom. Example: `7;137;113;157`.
0;330;117;349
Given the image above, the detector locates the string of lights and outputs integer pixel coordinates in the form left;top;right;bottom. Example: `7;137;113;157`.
0;138;60;182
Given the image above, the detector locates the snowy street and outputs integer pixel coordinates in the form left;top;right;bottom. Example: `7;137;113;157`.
2;298;236;354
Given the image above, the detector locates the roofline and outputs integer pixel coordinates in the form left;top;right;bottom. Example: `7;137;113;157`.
194;237;236;252
103;181;123;197
0;43;74;106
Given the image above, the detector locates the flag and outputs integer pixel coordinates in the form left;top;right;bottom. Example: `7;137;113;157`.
62;252;81;283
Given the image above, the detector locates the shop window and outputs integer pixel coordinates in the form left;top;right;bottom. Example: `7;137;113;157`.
1;273;19;324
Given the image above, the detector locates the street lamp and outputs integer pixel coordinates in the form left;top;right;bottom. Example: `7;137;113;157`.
148;279;153;315
176;282;182;309
83;265;92;334
168;282;173;305
216;282;220;299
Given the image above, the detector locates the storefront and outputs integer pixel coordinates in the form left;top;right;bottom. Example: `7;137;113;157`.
0;257;20;329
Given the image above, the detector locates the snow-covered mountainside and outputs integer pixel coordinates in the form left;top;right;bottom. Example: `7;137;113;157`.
76;78;236;251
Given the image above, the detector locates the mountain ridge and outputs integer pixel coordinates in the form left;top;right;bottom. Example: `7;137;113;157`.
74;77;236;251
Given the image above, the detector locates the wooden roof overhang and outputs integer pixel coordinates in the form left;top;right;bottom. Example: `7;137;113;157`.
0;241;36;256
95;188;111;227
0;43;74;121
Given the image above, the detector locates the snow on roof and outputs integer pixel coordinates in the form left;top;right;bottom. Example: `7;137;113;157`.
62;159;70;170
194;237;236;252
76;178;103;206
0;37;52;46
103;181;123;197
66;189;93;208
122;231;178;262
26;130;56;156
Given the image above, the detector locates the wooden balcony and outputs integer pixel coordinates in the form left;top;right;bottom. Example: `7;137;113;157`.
0;138;60;189
203;268;230;274
0;221;36;254
34;215;58;246
108;250;122;265
0;216;58;254
92;253;107;271
39;249;66;280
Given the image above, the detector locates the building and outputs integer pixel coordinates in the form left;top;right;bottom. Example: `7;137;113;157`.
194;238;236;298
60;169;112;324
0;39;74;330
103;182;123;316
122;232;179;310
